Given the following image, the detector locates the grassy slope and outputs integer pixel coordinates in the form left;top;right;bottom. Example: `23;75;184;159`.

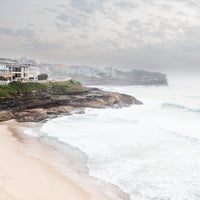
0;80;83;98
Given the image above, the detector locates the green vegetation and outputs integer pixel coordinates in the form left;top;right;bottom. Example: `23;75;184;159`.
0;80;83;98
49;79;83;95
0;76;8;81
38;73;48;80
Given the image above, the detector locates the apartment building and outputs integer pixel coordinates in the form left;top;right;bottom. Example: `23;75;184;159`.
0;57;40;82
6;63;30;81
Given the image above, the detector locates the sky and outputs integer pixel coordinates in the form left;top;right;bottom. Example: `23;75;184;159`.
0;0;200;72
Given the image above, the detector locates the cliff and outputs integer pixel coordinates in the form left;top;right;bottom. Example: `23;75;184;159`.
0;81;142;122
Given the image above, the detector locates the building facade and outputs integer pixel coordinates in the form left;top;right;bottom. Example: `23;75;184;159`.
29;66;40;81
7;64;30;81
0;63;13;81
0;57;40;82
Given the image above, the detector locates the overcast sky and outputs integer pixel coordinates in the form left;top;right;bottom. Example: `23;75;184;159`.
0;0;200;72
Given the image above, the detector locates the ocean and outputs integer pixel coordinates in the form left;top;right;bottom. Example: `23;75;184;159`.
25;75;200;200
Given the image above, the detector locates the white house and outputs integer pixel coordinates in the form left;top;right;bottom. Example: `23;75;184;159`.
29;66;40;81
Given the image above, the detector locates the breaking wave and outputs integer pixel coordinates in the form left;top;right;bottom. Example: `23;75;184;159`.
25;83;200;200
162;103;200;113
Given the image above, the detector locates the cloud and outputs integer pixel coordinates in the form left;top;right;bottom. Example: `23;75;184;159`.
14;28;34;38
0;27;34;39
114;1;139;9
57;13;88;27
69;0;102;13
0;27;13;35
0;0;200;71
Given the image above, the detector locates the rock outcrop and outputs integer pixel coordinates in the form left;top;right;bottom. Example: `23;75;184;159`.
0;88;142;122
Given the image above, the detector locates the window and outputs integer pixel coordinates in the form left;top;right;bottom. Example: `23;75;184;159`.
0;70;7;75
12;68;21;72
0;65;6;70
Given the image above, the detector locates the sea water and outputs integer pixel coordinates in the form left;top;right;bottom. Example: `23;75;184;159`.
25;75;200;200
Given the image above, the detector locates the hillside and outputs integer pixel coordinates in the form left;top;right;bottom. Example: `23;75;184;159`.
0;80;83;98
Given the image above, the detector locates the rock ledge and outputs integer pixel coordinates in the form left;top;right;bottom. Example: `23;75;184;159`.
0;87;142;122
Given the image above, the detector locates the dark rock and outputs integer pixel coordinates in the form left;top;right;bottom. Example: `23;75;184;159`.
0;87;142;122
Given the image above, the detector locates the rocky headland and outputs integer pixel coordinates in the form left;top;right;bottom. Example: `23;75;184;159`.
0;81;142;122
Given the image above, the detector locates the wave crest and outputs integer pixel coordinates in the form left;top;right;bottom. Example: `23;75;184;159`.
161;103;200;113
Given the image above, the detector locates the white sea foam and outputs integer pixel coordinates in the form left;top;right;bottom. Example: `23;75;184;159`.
26;77;200;200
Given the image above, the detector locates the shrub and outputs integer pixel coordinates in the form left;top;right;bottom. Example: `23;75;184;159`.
38;73;48;80
0;80;83;98
49;80;83;95
0;76;8;81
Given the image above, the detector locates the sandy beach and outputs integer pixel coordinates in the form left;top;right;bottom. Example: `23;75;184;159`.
0;121;126;200
0;122;92;200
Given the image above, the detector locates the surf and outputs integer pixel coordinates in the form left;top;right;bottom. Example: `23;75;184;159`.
25;82;200;200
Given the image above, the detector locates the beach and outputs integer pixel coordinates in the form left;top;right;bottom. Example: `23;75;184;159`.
0;122;92;200
2;80;200;200
0;120;125;200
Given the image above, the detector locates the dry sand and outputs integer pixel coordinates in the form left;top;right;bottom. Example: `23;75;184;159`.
0;123;93;200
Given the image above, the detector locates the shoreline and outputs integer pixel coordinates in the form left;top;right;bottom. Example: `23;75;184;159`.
0;120;130;200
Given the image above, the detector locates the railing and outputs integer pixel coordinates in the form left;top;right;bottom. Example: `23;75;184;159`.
0;80;10;85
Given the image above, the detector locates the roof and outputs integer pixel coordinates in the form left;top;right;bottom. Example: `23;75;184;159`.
6;64;30;68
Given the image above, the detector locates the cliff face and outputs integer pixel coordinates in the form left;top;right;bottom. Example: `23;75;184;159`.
0;88;142;122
